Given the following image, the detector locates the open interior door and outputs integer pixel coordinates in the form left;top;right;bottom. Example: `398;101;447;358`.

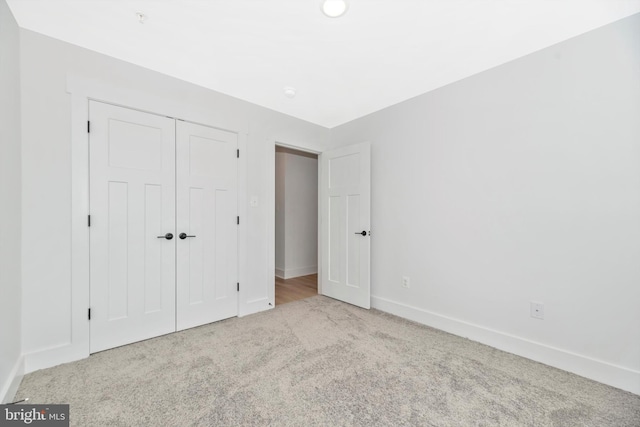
320;142;371;309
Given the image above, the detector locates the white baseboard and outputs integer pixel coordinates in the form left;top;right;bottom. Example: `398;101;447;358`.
372;295;640;395
0;356;24;404
276;266;317;280
24;343;88;375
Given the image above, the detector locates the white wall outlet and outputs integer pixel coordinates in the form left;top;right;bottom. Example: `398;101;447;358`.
530;302;544;320
402;276;410;288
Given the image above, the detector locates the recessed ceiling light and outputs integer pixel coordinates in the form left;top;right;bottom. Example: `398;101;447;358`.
284;87;297;98
320;0;349;18
136;12;147;24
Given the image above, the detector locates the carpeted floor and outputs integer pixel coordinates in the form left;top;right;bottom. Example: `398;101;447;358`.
15;296;640;426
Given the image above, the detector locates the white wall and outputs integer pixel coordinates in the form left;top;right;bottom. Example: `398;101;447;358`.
0;0;23;403
330;14;640;394
275;148;318;279
19;29;330;371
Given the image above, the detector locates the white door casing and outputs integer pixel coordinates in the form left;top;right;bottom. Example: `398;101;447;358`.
89;101;177;353
320;142;371;309
176;121;239;331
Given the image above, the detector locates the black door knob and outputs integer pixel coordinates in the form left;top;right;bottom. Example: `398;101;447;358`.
157;233;173;240
354;231;367;236
179;233;196;240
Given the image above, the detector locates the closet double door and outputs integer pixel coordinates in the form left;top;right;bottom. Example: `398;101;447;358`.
89;101;238;353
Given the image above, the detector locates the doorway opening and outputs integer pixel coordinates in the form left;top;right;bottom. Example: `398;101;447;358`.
274;146;319;305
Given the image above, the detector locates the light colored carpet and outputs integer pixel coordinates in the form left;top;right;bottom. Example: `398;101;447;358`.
15;296;640;426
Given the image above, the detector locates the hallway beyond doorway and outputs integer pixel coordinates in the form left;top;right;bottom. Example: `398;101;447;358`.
275;274;317;305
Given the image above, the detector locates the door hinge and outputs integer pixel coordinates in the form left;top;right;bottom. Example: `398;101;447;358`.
237;216;240;225
237;149;239;158
88;308;91;320
87;121;90;133
237;282;239;292
88;215;91;227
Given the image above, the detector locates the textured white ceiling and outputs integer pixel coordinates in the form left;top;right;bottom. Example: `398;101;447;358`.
7;0;640;128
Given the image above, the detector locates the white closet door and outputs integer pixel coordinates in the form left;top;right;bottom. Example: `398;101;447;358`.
320;142;371;309
89;101;176;353
176;121;238;331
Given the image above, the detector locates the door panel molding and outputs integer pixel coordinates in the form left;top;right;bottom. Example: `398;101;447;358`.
176;121;239;330
90;103;240;351
89;101;177;353
320;142;371;309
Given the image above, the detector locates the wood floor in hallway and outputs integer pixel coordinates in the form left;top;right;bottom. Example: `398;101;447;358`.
275;274;318;306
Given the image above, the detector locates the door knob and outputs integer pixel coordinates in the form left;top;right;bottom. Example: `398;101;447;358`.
157;233;173;240
354;231;367;236
179;233;196;240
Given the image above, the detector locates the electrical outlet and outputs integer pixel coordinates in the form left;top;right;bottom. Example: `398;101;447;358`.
530;302;544;320
402;276;410;289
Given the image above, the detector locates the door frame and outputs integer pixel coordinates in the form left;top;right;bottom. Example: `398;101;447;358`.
267;140;323;304
35;74;249;373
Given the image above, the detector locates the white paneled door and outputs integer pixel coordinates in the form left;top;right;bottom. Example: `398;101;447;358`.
320;142;371;309
89;101;238;353
176;121;238;331
89;102;177;353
